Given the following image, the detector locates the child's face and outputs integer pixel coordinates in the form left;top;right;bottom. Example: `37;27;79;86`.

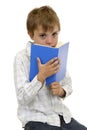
30;25;59;47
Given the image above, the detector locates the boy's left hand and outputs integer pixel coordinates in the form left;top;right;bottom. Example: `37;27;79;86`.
50;82;66;98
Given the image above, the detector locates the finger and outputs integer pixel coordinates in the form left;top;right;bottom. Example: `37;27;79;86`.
47;57;58;65
58;58;61;64
51;82;58;86
52;60;59;67
52;64;60;72
50;58;60;68
50;84;58;89
51;89;58;95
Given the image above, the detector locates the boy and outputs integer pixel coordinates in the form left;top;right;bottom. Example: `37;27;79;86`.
14;5;87;130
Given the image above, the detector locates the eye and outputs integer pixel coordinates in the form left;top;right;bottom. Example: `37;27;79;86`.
39;33;47;39
52;32;58;37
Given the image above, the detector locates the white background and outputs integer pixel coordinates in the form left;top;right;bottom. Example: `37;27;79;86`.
0;0;87;129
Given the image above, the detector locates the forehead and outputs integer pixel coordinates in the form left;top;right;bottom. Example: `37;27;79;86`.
35;25;59;33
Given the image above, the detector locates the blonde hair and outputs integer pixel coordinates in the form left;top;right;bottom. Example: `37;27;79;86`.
26;6;61;35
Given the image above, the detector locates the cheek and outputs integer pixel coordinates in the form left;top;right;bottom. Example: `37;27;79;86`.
33;36;40;43
53;37;58;44
52;38;58;47
55;36;58;42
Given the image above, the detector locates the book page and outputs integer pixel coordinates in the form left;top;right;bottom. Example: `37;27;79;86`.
56;41;64;48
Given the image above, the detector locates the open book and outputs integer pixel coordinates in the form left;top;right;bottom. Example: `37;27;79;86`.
29;42;69;86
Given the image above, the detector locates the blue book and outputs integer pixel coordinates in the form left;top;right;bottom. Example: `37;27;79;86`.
29;42;69;86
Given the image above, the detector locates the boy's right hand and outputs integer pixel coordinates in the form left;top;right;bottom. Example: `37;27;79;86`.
37;57;60;83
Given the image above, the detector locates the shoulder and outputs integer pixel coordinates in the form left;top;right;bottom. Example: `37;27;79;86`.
15;48;26;62
14;41;31;64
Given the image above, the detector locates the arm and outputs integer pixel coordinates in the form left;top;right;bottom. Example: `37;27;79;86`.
14;54;60;105
60;71;73;98
50;71;73;98
14;54;43;106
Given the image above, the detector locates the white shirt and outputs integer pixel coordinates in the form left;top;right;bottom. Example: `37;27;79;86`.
14;41;73;127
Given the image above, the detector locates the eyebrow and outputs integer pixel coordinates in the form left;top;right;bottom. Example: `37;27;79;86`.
39;30;59;35
52;30;59;33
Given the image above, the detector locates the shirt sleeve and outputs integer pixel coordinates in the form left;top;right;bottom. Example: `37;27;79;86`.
14;54;43;105
60;71;73;98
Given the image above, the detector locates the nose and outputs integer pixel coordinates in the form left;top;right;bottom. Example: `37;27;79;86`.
46;36;52;46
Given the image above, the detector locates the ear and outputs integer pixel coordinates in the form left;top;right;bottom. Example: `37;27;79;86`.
28;32;34;40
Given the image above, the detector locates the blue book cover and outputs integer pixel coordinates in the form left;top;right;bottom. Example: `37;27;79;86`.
29;42;69;86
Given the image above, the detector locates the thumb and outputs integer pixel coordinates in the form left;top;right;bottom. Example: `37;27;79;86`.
37;57;41;66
